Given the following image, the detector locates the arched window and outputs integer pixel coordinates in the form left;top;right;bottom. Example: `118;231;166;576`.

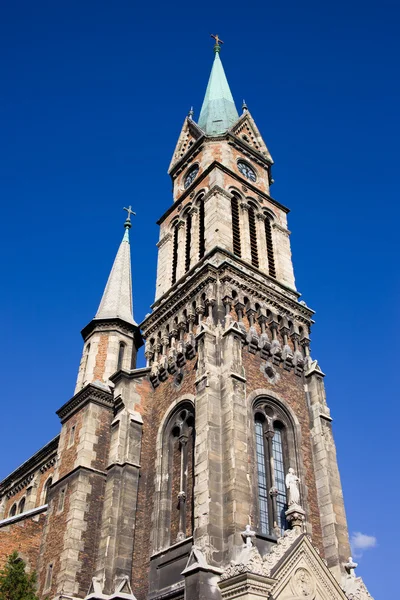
44;477;52;504
185;212;192;272
254;400;294;536
264;216;276;278
9;503;17;517
117;342;125;370
171;223;179;285
231;193;242;257
18;497;25;514
198;196;205;259
248;204;259;267
154;402;195;550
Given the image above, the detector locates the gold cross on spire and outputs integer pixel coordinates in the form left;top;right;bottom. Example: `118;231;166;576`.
211;34;224;47
123;205;136;221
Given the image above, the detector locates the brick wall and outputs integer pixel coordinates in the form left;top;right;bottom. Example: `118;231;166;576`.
0;513;46;572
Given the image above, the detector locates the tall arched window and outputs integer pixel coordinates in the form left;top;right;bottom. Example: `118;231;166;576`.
231;193;242;257
171;223;179;285
9;503;17;517
248;204;259;267
117;342;125;370
264;216;276;278
154;402;195;550
185;212;192;272
18;497;26;514
254;400;294;536
44;477;53;504
198;196;205;259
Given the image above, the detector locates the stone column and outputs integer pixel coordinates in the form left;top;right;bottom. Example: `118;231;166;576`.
193;326;224;567
219;322;252;563
272;222;296;290
155;232;173;300
94;405;143;594
305;367;351;582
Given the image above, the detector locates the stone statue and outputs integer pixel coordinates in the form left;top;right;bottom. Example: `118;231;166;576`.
241;524;256;548
286;468;300;505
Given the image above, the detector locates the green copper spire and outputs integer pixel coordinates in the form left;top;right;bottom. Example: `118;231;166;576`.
198;36;239;136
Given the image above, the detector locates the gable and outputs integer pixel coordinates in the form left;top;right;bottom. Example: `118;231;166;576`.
270;535;347;600
231;112;274;163
168;117;204;173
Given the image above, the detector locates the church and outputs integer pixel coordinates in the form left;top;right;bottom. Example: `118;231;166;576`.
0;39;373;600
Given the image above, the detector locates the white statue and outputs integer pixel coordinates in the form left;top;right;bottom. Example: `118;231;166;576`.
285;468;300;505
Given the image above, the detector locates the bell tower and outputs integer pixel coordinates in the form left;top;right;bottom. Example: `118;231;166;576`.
136;38;353;599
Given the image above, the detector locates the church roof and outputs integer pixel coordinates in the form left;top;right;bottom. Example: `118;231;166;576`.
94;218;137;326
198;43;239;136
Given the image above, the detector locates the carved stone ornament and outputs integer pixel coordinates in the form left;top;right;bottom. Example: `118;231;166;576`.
220;527;302;582
292;567;315;598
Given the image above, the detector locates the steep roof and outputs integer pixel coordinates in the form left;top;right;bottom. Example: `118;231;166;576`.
95;220;136;326
198;44;239;136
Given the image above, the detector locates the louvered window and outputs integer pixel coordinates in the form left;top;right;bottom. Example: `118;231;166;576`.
264;216;276;278
248;206;259;267
185;213;192;272
171;224;179;284
231;194;241;257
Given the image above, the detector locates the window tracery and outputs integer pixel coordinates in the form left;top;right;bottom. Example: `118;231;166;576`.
253;400;294;536
153;401;195;550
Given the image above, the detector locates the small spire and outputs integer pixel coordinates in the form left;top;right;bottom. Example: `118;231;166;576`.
242;99;248;112
188;106;194;119
94;208;136;325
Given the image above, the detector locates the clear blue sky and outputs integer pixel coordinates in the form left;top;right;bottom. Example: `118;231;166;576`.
1;1;398;596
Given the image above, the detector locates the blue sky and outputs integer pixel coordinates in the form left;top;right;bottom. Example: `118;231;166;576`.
1;1;399;596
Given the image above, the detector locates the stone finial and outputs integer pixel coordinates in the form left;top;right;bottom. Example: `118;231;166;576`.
241;524;256;548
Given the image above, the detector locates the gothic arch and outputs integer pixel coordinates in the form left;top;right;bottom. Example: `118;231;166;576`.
152;396;195;551
247;389;307;537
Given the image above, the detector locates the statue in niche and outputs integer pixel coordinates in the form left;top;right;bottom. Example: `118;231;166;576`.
286;468;301;506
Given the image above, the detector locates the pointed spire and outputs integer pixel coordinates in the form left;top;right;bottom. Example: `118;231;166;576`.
198;37;239;136
94;209;137;326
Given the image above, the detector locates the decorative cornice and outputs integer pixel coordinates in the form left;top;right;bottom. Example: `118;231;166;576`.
56;382;114;423
81;317;143;348
157;161;289;225
142;249;314;337
0;435;59;496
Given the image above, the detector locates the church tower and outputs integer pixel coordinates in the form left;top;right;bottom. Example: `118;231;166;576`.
0;39;374;600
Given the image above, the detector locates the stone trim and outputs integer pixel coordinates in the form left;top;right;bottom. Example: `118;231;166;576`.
56;382;114;423
0;435;59;496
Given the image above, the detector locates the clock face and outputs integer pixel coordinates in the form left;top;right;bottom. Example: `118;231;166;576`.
237;160;257;182
184;165;199;189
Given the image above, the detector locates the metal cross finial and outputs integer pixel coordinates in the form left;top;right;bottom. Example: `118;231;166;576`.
211;34;224;47
123;205;136;221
